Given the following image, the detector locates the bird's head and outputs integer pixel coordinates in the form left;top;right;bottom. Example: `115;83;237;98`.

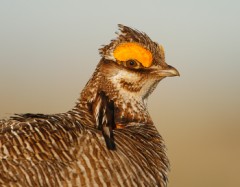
80;24;179;125
98;24;179;101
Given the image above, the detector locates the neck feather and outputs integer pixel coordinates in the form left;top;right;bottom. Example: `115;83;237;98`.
73;62;153;127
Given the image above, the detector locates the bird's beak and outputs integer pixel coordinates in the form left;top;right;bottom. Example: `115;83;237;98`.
157;65;180;77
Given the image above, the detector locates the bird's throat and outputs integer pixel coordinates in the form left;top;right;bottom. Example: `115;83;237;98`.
112;97;153;126
74;73;153;128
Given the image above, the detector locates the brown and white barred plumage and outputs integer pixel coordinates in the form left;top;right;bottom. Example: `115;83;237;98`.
0;24;179;186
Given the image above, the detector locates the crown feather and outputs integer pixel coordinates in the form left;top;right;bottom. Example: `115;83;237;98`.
99;24;163;65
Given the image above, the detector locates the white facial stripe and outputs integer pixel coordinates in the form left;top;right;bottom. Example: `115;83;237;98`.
112;70;140;82
109;69;158;104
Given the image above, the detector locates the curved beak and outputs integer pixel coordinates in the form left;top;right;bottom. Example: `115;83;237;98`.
157;65;180;77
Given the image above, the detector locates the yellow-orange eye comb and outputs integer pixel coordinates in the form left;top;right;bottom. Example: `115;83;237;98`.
113;42;153;68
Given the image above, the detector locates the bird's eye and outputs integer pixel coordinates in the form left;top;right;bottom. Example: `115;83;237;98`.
126;60;138;68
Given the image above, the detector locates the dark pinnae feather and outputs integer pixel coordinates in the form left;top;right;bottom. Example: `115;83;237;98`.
101;93;116;150
92;91;116;150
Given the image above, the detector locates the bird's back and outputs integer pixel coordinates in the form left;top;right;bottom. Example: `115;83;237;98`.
0;113;168;187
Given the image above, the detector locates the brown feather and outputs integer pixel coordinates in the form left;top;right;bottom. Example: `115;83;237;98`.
0;24;178;186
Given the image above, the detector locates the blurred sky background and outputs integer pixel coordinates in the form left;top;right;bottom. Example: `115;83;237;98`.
0;0;240;186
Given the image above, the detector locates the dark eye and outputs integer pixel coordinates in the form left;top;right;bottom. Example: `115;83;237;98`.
126;60;137;68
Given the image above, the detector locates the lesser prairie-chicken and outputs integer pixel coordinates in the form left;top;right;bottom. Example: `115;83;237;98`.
0;24;179;187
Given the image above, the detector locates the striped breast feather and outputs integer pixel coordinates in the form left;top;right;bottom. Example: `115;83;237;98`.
0;114;169;186
113;124;170;186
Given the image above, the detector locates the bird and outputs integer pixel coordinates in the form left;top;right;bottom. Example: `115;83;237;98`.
0;24;179;187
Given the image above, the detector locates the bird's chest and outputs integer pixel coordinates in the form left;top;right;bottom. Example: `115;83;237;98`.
70;129;164;187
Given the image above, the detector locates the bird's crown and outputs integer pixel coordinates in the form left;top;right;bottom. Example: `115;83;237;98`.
99;24;166;69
